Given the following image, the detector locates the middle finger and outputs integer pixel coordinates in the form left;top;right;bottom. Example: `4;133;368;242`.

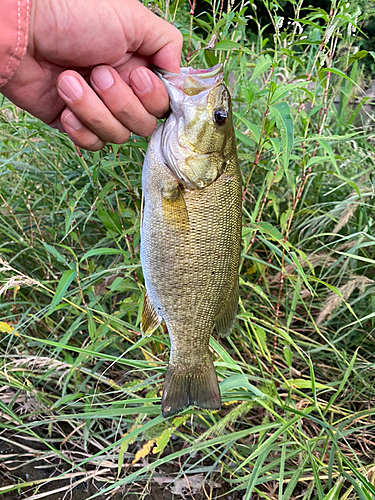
90;65;159;137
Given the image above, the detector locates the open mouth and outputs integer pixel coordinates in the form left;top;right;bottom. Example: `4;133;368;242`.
156;64;222;78
154;64;224;93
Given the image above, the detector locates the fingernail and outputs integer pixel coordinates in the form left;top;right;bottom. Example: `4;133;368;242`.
92;66;114;91
59;76;83;101
65;112;83;131
131;68;153;94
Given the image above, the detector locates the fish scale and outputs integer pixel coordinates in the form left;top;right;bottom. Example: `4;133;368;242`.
140;65;242;417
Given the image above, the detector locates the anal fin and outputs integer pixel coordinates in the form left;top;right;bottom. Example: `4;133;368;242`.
214;279;239;337
141;289;162;336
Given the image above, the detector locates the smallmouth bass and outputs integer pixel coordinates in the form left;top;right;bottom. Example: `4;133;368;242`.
140;64;242;417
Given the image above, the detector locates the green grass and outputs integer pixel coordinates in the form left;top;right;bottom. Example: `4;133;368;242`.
1;0;375;499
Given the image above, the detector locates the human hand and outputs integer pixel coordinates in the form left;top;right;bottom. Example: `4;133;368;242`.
1;0;182;150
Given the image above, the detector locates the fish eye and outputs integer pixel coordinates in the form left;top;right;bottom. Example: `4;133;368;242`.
213;109;228;125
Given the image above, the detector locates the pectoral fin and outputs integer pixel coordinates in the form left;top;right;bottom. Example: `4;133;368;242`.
161;180;188;231
141;289;162;336
214;279;239;337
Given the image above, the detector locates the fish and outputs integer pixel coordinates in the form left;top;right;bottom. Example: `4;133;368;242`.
140;64;242;418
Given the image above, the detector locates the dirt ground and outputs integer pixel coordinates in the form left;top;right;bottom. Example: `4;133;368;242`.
0;437;242;500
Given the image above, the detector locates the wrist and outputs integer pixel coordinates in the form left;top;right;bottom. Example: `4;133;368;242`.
0;0;31;88
28;0;37;54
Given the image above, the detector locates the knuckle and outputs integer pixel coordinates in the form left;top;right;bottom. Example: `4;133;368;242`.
111;129;130;144
141;119;157;137
118;98;134;118
175;30;183;46
70;131;105;151
89;108;108;128
83;138;106;151
99;122;130;144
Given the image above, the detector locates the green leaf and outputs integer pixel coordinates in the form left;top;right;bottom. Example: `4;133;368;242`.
325;350;357;412
249;221;283;242
307;103;325;118
48;270;76;315
331;173;361;197
254;326;271;360
80;247;127;261
306;155;330;168
204;50;219;67
321;478;345;500
98;207;122;234
235;113;261;144
117;438;129;478
290;251;314;294
349;49;369;61
235;129;257;147
153;428;171;454
210;337;239;368
250;55;272;81
242;82;258;106
219;374;267;399
284;346;293;368
306;442;325;500
269;102;294;172
283;378;331;390
98;180;118;202
214;40;241;50
64;207;73;234
243;448;269;500
271;84;292;104
317;139;338;173
341;456;375;497
88;310;97;340
282;453;310;499
43;243;69;265
287;277;301;329
319;67;364;92
269;137;280;155
52;393;83;410
237;415;301;471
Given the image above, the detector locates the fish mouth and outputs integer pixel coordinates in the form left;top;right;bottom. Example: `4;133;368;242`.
155;64;223;78
153;64;224;97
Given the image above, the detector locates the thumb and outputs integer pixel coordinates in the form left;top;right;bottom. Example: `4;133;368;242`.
130;3;183;73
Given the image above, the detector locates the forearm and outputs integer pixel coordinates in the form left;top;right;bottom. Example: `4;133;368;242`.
0;0;30;88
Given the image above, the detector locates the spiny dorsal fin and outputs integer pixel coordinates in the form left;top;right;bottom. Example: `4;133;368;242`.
214;279;239;338
141;289;162;336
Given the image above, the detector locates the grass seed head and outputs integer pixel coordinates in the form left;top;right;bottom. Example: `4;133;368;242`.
317;276;374;325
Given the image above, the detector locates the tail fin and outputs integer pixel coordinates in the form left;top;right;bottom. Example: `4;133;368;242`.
161;359;221;418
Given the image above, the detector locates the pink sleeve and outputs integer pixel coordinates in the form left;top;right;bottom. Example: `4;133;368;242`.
0;0;30;88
